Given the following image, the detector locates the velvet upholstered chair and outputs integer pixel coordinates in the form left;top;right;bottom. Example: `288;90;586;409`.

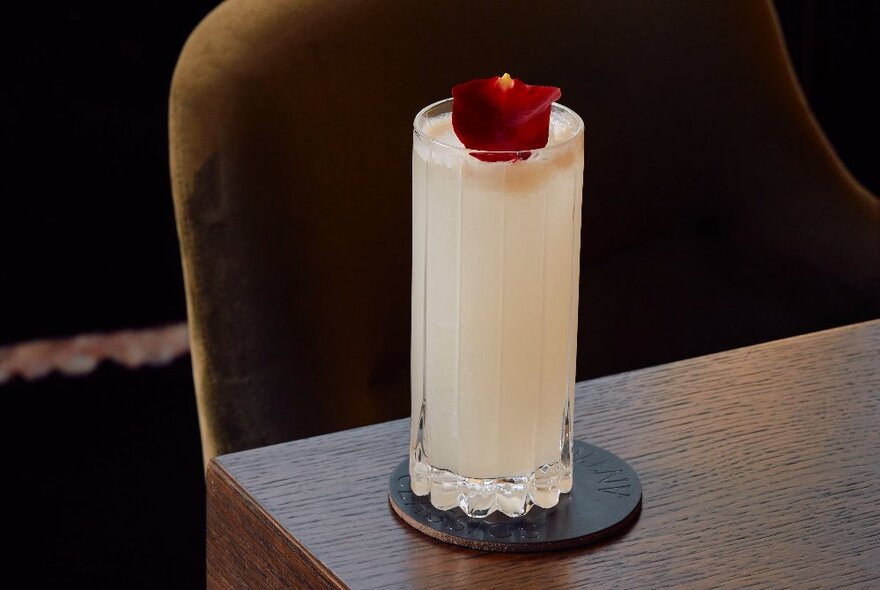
170;0;879;463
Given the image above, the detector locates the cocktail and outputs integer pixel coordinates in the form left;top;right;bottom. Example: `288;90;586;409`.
409;75;585;518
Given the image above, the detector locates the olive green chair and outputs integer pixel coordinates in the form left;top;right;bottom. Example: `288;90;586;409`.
170;0;879;463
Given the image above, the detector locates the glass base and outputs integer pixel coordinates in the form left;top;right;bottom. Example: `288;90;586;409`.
409;453;573;518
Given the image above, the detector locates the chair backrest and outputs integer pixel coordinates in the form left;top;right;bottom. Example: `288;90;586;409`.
170;0;879;461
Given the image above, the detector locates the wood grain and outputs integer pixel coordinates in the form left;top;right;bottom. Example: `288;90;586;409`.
206;462;345;589
208;320;880;589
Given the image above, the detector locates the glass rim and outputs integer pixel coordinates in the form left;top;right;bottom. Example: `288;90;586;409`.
413;97;584;156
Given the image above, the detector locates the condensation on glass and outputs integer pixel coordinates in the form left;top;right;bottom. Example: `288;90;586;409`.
410;99;585;518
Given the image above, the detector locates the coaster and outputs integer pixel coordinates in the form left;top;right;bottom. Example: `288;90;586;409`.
388;440;642;552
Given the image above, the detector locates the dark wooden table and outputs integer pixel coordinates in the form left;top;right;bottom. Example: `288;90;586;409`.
207;321;880;589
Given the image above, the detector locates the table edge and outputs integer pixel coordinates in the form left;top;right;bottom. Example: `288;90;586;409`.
206;459;350;590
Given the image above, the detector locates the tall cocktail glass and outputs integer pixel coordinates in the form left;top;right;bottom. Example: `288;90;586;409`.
410;98;585;518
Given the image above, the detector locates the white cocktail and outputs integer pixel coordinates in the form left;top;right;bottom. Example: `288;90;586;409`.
410;98;584;517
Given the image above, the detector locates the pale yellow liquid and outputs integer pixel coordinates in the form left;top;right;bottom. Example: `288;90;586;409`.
411;109;583;493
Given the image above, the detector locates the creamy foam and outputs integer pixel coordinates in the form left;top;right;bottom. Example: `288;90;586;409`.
418;109;581;150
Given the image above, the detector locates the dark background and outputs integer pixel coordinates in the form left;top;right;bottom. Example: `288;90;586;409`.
0;1;877;587
1;1;879;345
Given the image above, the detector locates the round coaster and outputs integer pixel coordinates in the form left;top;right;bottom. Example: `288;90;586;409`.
388;440;642;552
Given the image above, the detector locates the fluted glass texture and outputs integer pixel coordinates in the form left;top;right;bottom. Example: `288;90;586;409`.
409;99;584;518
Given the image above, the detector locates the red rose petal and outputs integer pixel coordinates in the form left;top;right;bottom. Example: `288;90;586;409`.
452;74;561;161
